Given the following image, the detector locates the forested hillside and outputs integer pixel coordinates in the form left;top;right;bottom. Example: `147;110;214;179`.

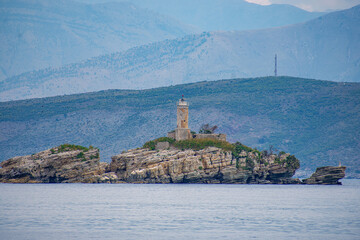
1;77;359;177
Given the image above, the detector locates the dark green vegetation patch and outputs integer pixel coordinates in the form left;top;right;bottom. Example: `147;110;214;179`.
174;139;234;151
144;137;234;152
143;137;176;150
50;144;96;155
143;137;300;171
56;144;91;153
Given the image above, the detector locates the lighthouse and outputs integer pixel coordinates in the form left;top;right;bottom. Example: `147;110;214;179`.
167;96;192;141
167;96;226;142
175;95;192;141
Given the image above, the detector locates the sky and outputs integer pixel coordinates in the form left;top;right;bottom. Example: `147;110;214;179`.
245;0;360;11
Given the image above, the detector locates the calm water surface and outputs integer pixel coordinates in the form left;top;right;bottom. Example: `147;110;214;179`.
1;180;359;240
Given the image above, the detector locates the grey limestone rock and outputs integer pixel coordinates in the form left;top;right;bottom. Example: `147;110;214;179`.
302;166;346;185
0;146;105;183
109;147;300;184
1;145;345;184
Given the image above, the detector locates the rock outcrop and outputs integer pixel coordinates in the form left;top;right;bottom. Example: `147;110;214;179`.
302;166;346;185
108;147;301;184
0;145;106;183
0;144;346;184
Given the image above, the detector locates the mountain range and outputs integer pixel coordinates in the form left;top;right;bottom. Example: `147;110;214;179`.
1;76;359;178
0;0;323;82
0;0;195;80
78;0;323;31
130;0;323;31
1;5;359;101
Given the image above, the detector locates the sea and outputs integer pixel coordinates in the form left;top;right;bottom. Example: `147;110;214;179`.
1;180;359;240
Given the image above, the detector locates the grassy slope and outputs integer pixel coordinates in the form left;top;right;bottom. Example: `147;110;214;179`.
1;76;359;177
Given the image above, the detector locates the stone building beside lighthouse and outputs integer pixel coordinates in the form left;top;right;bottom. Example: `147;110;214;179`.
168;96;226;141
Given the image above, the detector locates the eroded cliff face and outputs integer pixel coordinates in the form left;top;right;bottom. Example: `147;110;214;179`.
0;145;105;183
108;147;301;184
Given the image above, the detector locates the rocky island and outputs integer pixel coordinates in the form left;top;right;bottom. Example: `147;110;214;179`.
0;140;345;185
302;166;346;185
0;97;346;184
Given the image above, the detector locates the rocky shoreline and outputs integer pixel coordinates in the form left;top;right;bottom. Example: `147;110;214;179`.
0;144;346;185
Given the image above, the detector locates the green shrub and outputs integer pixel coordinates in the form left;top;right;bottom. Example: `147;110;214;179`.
241;166;251;171
156;137;176;144
198;166;203;170
173;138;234;151
253;149;261;155
143;137;176;150
246;157;255;169
144;137;233;152
89;153;99;159
232;142;253;159
273;155;300;169
76;152;85;159
58;144;89;153
199;124;218;134
285;155;300;169
234;142;253;152
253;148;261;155
143;141;155;150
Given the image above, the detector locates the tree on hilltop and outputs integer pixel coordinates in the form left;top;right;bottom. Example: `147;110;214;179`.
199;124;218;134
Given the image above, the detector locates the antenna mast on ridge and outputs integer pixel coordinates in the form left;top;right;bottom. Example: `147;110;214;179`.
274;54;277;77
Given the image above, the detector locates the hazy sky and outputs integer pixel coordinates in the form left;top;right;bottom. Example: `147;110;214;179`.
245;0;360;11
